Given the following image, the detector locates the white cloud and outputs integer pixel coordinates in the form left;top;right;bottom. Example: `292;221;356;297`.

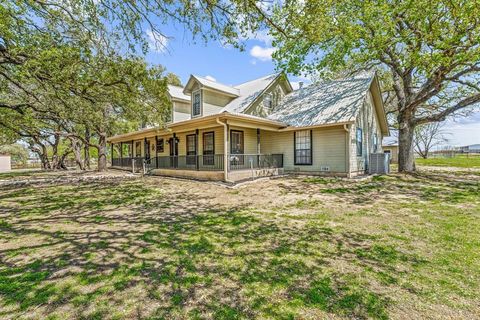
146;29;168;53
205;75;216;82
443;113;480;146
249;45;276;62
239;30;273;45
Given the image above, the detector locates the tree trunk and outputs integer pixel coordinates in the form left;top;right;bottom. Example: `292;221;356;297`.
97;132;107;171
398;120;416;173
71;138;85;170
57;149;71;170
84;127;91;170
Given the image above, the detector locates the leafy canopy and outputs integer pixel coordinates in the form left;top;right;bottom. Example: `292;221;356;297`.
270;0;480;124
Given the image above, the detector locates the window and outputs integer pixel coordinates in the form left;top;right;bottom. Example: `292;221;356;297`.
294;130;312;165
230;130;244;166
135;141;141;157
192;91;201;116
263;94;273;109
373;133;378;152
356;128;363;156
186;134;196;165
156;138;164;153
230;130;244;154
203;132;215;165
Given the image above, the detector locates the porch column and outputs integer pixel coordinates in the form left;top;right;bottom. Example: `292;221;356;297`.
224;124;229;180
110;143;113;166
195;129;199;171
144;137;147;158
155;136;159;169
256;128;261;166
256;128;261;154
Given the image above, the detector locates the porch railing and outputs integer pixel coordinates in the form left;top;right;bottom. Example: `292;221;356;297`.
147;154;225;171
228;154;283;171
112;153;284;173
112;157;144;172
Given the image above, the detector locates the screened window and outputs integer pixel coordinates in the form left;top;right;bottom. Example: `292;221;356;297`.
156;138;164;153
356;128;363;156
294;130;312;165
192;91;201;116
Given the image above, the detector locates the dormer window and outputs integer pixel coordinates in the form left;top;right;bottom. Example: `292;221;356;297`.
192;90;202;116
263;93;273;109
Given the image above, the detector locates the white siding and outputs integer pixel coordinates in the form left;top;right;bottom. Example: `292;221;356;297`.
202;90;232;116
261;127;347;173
244;80;289;117
172;101;191;123
350;91;384;173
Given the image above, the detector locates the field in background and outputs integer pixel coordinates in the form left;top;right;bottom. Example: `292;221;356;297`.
0;168;479;319
416;154;480;168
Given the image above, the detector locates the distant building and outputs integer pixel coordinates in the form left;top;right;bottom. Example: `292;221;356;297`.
0;154;11;172
459;144;480;153
382;136;398;163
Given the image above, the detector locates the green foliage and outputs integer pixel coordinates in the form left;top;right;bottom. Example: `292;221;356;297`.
0;143;29;164
166;72;183;87
0;0;281;170
267;0;480;171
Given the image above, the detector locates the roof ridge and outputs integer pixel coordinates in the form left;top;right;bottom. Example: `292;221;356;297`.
192;74;234;87
234;73;280;87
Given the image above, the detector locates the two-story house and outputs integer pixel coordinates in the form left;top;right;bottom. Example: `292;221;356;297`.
108;72;389;182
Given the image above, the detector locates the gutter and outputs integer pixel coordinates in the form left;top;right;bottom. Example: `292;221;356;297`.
216;117;230;183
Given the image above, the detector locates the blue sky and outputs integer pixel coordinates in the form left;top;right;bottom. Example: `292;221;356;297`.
145;25;480;147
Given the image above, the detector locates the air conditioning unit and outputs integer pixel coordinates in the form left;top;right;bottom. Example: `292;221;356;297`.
320;166;330;172
369;153;390;174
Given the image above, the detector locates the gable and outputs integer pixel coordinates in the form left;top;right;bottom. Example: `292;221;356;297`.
267;73;389;135
221;73;293;114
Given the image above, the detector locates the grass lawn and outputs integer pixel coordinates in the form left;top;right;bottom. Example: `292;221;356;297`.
0;170;479;319
415;154;480;168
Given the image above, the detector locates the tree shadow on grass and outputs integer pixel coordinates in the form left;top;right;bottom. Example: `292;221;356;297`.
0;178;431;319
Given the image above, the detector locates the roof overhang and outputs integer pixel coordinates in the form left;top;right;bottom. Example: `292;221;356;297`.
370;74;390;136
107;112;286;143
183;75;240;97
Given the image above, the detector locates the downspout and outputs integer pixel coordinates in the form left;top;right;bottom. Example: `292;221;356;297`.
216;118;230;182
343;124;351;178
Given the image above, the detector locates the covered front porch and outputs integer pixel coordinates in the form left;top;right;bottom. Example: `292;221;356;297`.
108;113;285;182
